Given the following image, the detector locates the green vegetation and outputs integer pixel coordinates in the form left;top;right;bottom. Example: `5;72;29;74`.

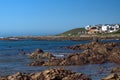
57;28;86;36
112;29;120;34
57;27;120;37
96;29;120;37
103;29;120;35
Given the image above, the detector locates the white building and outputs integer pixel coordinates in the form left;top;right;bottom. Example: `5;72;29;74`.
109;24;120;32
85;25;91;30
101;25;109;32
102;24;120;32
85;24;120;34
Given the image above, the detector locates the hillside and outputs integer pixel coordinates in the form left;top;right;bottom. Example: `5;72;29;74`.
112;29;120;34
101;29;120;36
57;28;86;36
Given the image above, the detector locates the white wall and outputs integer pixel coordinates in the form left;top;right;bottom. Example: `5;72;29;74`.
102;25;108;31
85;25;90;30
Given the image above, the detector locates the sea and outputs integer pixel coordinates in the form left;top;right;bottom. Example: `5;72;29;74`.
0;39;120;80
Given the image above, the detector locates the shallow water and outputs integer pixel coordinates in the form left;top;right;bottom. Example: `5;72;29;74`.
0;39;120;80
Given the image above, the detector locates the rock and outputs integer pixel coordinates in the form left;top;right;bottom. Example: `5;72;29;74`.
29;61;45;66
31;68;91;80
67;42;120;50
35;48;44;53
29;48;55;59
102;66;120;80
29;42;120;66
102;73;119;80
6;72;30;80
111;67;120;73
63;73;90;80
0;78;7;80
0;68;91;80
108;47;120;64
29;50;107;66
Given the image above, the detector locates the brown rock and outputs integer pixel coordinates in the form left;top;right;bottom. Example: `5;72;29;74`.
102;73;119;80
29;42;120;66
29;48;55;59
36;48;44;53
0;68;91;80
7;72;30;80
111;67;120;73
67;42;120;51
109;53;120;64
29;61;45;66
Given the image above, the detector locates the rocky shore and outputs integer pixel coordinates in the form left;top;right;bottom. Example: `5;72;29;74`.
0;68;91;80
0;35;120;41
0;37;120;80
29;41;120;66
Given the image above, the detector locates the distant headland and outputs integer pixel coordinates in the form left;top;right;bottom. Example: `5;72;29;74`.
0;24;120;41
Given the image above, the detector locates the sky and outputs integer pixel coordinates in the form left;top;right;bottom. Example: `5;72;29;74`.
0;0;120;37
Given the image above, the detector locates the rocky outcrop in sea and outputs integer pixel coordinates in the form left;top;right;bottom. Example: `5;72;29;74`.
29;42;120;66
29;48;55;60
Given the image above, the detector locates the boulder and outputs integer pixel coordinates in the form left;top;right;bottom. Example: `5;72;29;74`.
102;73;120;80
111;67;120;73
29;48;55;59
7;72;30;80
102;66;120;80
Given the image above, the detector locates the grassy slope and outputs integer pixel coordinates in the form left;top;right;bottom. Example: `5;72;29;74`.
57;27;120;37
97;29;120;37
57;28;86;36
103;29;120;35
112;29;120;34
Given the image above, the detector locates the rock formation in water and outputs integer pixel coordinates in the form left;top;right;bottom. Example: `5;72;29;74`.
29;48;55;60
29;42;120;66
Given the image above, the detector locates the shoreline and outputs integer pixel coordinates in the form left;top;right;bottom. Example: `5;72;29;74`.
0;34;120;41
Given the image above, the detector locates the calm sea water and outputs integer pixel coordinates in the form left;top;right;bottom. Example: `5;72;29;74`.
0;39;119;80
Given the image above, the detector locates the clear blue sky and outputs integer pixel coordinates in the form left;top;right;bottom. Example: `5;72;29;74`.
0;0;120;36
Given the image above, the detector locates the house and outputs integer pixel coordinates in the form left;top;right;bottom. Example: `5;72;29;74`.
102;24;120;32
109;24;120;32
88;26;102;34
101;25;109;32
88;27;97;34
86;25;102;34
85;24;120;34
85;25;91;30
